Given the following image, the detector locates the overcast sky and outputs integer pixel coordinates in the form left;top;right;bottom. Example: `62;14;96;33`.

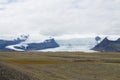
0;0;120;37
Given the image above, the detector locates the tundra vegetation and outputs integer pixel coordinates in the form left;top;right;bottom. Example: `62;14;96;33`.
0;52;120;80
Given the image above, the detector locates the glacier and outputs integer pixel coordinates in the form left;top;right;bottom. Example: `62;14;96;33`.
40;38;96;52
7;38;97;52
0;34;119;52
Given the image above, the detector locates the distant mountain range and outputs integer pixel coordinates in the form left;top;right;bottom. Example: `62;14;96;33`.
0;35;120;52
0;35;59;51
0;35;28;51
14;38;59;51
92;37;120;52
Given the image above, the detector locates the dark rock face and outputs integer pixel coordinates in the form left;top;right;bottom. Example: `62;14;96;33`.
14;38;60;51
0;35;59;51
0;37;27;51
92;37;120;52
117;38;120;41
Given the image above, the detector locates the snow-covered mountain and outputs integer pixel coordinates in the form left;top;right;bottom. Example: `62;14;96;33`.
0;34;119;52
0;34;59;51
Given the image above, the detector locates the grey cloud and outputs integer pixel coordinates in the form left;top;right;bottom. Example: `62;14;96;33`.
0;0;119;36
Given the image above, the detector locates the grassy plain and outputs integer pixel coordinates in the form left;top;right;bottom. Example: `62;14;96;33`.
0;52;120;80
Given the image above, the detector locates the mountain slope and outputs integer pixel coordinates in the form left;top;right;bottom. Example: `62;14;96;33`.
14;38;59;51
0;35;59;51
92;37;120;52
0;35;28;51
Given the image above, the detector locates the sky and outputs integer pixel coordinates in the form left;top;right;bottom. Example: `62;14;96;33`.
0;0;120;38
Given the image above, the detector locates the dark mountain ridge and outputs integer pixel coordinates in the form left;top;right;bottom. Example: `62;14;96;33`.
0;35;59;51
14;38;59;51
92;37;120;52
0;35;28;51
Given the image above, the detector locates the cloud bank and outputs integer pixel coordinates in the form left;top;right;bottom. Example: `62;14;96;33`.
0;0;120;37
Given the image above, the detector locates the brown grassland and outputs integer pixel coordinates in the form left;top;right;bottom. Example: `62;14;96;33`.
0;52;120;80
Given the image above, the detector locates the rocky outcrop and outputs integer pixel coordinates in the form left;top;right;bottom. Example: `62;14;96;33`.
14;38;59;51
0;35;59;51
0;35;28;51
92;37;120;52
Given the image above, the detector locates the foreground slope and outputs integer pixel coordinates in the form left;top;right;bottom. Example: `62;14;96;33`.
0;52;120;80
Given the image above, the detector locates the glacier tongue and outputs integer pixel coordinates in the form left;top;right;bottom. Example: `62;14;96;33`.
6;45;24;51
39;38;97;52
